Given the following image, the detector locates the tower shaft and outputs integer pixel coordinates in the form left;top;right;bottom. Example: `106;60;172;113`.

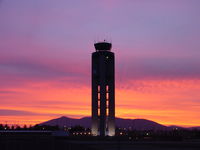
92;44;115;136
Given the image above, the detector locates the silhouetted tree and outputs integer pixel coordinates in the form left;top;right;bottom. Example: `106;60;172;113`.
15;125;21;130
0;124;4;130
11;125;15;130
69;125;85;133
33;124;59;131
23;125;27;130
4;124;10;130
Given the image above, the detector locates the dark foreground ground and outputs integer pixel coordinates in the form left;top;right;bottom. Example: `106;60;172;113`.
1;135;200;150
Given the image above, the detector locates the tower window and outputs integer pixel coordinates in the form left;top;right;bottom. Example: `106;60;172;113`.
98;107;100;116
98;100;100;108
106;107;109;116
106;85;109;92
106;92;109;100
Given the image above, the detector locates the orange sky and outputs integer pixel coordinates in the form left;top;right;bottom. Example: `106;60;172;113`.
1;78;200;127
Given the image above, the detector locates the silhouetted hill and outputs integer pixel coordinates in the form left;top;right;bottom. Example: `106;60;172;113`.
40;116;169;130
115;118;167;130
40;116;91;128
167;125;185;130
188;126;200;130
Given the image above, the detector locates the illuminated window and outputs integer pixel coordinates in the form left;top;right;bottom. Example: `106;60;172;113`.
106;85;109;92
106;107;109;116
106;100;109;108
98;108;100;116
98;100;100;108
106;92;109;100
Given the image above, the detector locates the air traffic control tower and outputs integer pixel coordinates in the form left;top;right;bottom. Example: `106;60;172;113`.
92;41;115;136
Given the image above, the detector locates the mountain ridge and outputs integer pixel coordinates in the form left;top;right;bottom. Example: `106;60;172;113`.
39;116;174;130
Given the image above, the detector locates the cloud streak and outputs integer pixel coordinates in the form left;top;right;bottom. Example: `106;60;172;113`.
0;109;40;116
117;57;200;81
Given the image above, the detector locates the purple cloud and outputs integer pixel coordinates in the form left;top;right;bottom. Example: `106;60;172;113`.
0;109;40;116
117;57;200;81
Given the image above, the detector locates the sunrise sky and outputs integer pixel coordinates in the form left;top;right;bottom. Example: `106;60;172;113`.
0;0;200;127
